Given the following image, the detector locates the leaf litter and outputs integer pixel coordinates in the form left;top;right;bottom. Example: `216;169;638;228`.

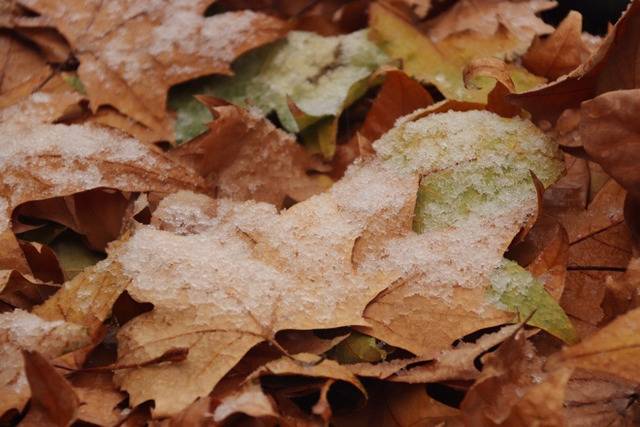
1;0;640;425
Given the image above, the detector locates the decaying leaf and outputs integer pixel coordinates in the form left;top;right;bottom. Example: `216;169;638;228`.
12;0;288;138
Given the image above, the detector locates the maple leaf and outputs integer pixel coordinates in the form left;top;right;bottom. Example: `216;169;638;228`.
359;108;572;355
170;29;388;143
171;102;329;208
369;2;546;102
12;0;288;138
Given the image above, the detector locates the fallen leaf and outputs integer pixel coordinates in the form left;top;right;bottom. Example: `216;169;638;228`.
549;306;640;383
461;328;571;426
523;11;593;80
0;270;59;312
71;372;126;427
563;370;640;427
0;309;88;416
0;122;205;276
12;0;288;139
20;350;79;427
171;102;328;208
369;1;546;102
332;382;462;427
602;259;640;330
170;29;388;141
425;0;555;48
580;89;640;197
510;0;640;121
212;382;278;424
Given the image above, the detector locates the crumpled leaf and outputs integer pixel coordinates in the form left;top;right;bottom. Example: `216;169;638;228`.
332;382;461;427
563;370;640;427
461;328;572;426
212;382;278;424
369;2;546;102
603;258;640;319
170;29;388;142
0;270;59;312
549;306;640;383
0;309;88;416
425;0;555;47
522;11;594;81
0;122;205;276
330;331;388;364
171;102;329;208
510;0;640;121
20;350;79;427
12;0;288;138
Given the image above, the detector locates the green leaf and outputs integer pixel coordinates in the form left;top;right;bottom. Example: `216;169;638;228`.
169;30;388;144
490;260;577;344
330;332;388;364
62;73;87;95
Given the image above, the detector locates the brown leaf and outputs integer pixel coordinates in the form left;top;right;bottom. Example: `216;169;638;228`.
332;382;462;427
0;269;59;312
425;0;555;48
563;370;640;427
20;350;79;427
212;382;278;424
13;0;288;139
510;0;640;121
602;259;640;324
71;372;126;427
461;329;571;426
0;309;88;416
549;306;640;383
580;89;640;198
171;102;328;208
523;11;593;81
0;32;52;102
0;122;206;273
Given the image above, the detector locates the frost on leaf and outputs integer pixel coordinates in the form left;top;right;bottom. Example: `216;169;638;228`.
12;0;287;138
37;110;571;416
0;122;205;277
360;109;572;354
0;309;88;415
170;30;389;142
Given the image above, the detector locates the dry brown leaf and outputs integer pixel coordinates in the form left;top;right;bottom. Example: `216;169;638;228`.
13;0;288;139
353;324;520;383
549;306;640;383
212;382;278;424
461;329;571;426
71;372;126;427
563;370;640;427
332;382;462;427
20;350;79;427
580;89;640;198
0;73;84;125
0;269;59;312
523;11;593;81
0;32;52;102
171;102;328;208
425;0;555;48
510;0;640;121
0;122;206;274
0;309;88;416
12;25;71;63
602;259;640;319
